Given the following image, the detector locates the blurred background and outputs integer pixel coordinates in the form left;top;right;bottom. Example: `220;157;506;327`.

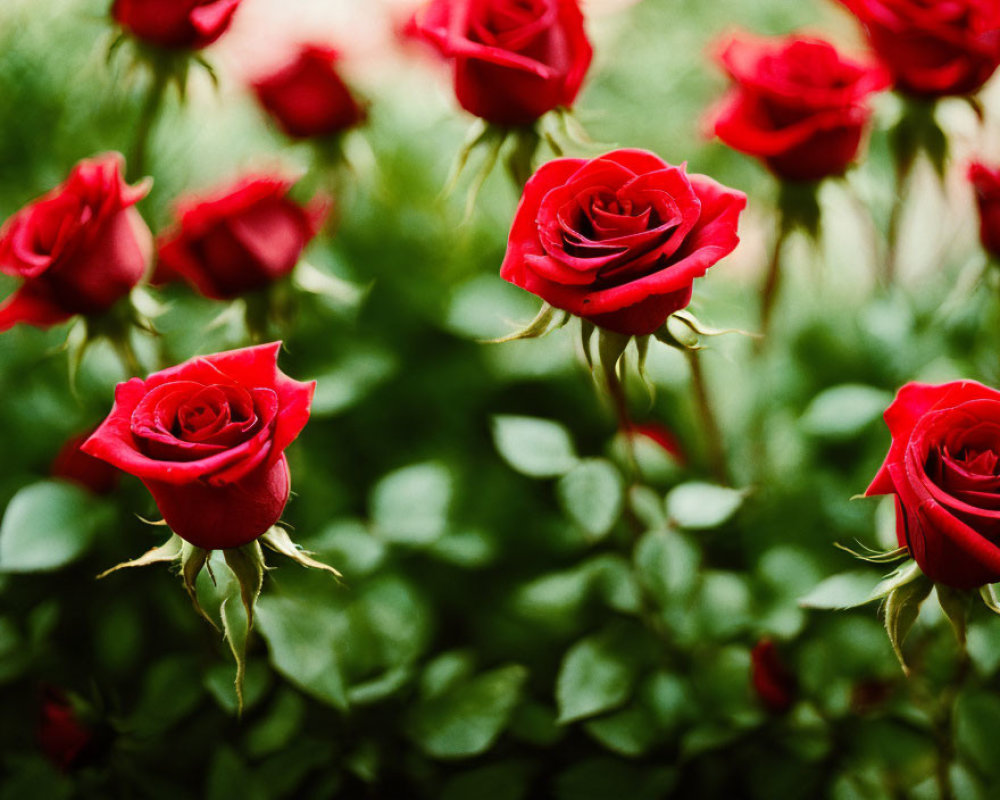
3;0;1000;797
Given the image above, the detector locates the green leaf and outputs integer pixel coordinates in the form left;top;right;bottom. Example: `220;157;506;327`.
555;759;677;800
0;481;112;572
634;529;700;607
800;384;892;440
309;346;396;418
206;747;266;800
665;482;744;530
584;704;660;757
491;415;578;478
410;664;528;759
556;459;624;540
371;461;453;545
556;630;640;724
956;689;1000;779
884;573;933;675
255;596;348;710
440;760;534;800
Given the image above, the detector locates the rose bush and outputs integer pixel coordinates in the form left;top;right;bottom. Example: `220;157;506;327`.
836;0;1000;96
111;0;243;50
253;45;366;139
81;342;314;550
500;148;745;335
969;160;1000;259
0;153;152;332
408;0;592;125
155;175;326;300
709;33;888;181
867;380;1000;589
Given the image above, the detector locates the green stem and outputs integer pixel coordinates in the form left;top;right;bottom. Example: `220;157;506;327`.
602;351;640;483
885;153;914;288
685;348;728;485
932;648;970;800
757;219;790;349
129;69;170;180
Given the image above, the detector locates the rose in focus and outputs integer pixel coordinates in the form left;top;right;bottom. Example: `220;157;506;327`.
156;175;327;300
709;33;888;181
82;342;314;550
837;0;1000;97
0;153;152;332
500;149;746;335
253;45;366;139
867;380;1000;589
111;0;243;50
408;0;592;125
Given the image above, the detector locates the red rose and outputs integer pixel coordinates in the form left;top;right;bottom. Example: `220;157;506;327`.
253;45;366;139
750;639;796;713
867;380;1000;589
111;0;242;50
0;154;151;332
408;0;592;125
709;34;888;181
52;430;120;495
156;176;327;300
500;149;746;336
837;0;1000;96
969;160;1000;258
81;342;314;550
37;688;95;772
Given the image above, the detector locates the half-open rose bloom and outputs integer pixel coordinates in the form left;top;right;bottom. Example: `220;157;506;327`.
82;342;314;550
253;45;366;139
500;149;746;335
867;380;1000;589
969;160;1000;258
709;34;888;181
837;0;1000;96
156;176;327;300
408;0;592;125
111;0;243;50
0;153;152;332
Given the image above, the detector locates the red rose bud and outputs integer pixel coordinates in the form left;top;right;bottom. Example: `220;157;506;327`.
500;149;745;336
253;45;366;139
867;380;1000;589
52;430;120;495
156;175;327;300
111;0;243;50
709;34;888;182
628;422;686;465
750;639;796;713
837;0;1000;97
969;161;1000;259
408;0;593;125
0;153;152;332
81;342;315;550
37;688;95;772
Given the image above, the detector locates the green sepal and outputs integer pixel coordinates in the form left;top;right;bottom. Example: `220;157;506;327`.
485;302;568;344
883;569;933;676
653;315;701;352
505;127;542;190
777;181;822;240
834;542;910;564
580;320;596;371
96;534;183;579
260;526;342;580
936;585;973;646
889;98;947;184
181;543;218;631
222;542;266;715
980;584;1000;615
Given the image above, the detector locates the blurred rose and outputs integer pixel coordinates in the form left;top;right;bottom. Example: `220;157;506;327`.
253;45;366;139
0;153;152;332
37;688;95;772
969;160;1000;258
868;380;1000;588
750;639;796;713
156;176;327;300
52;430;120;495
111;0;243;50
501;149;745;335
83;343;314;550
709;33;888;181
407;0;593;125
628;422;685;464
837;0;1000;97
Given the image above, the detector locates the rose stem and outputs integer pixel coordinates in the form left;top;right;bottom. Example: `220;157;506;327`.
757;217;790;349
129;68;170;180
684;348;729;485
884;153;915;287
932;647;970;800
601;352;641;482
